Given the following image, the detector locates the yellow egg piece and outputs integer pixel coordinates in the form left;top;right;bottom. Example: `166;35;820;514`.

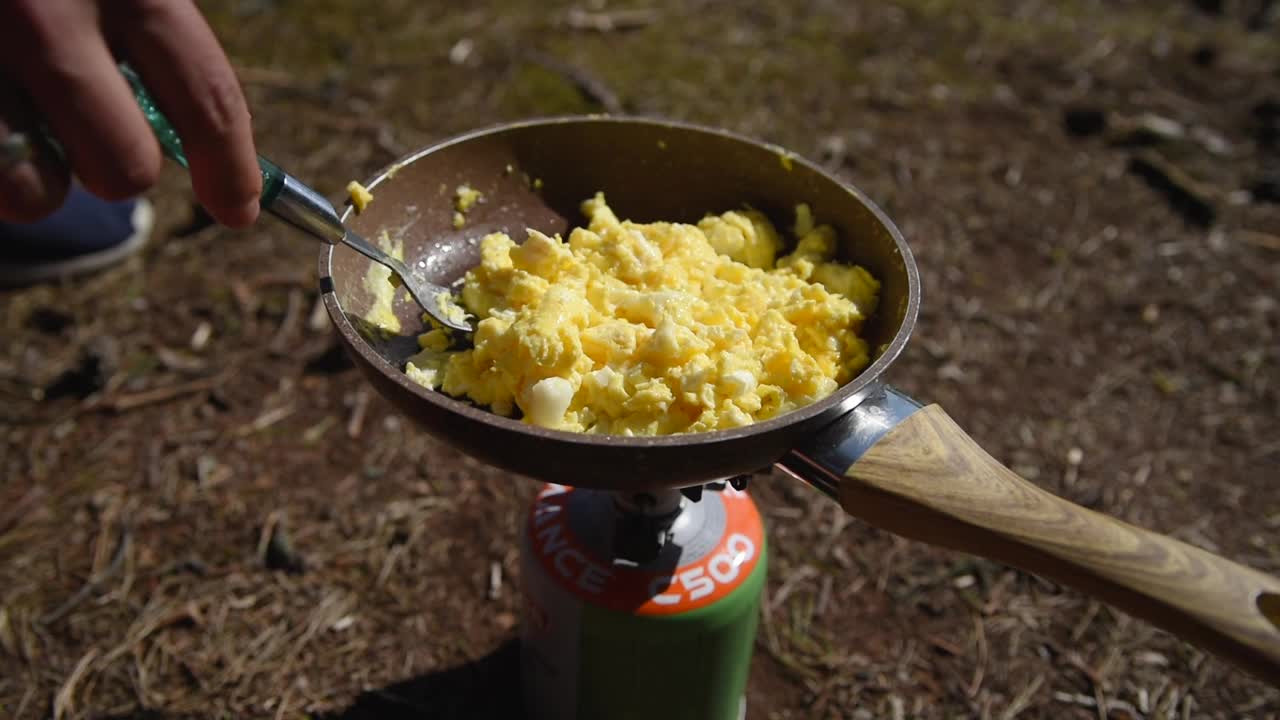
346;180;374;213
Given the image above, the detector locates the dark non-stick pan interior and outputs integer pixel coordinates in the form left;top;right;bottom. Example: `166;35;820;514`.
320;117;919;489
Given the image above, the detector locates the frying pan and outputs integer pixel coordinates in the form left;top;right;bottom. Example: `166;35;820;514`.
318;116;1280;684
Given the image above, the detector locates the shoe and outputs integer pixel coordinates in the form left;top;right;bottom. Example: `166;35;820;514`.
0;184;153;288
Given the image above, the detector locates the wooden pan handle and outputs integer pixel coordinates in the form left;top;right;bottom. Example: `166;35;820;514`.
841;404;1280;684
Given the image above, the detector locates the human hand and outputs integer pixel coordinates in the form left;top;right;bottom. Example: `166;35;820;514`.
0;1;260;227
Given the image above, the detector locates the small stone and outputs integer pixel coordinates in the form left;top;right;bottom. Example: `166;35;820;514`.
818;135;848;166
1119;113;1186;145
448;38;475;65
1135;650;1169;667
190;321;213;351
1190;126;1231;156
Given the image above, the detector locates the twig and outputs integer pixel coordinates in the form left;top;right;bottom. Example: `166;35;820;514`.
1065;653;1109;720
277;591;352;678
889;695;905;720
1239;229;1280;251
268;289;306;356
346;390;370;438
876;538;906;593
40;526;131;625
53;648;99;720
816;574;833;617
1052;692;1142;719
15;681;36;720
488;561;503;600
1127;150;1216;228
102;373;228;412
1071;601;1101;641
564;7;659;32
154;346;208;375
968;613;988;697
999;674;1045;720
235;404;296;437
768;565;818;612
376;544;405;588
522;50;623;114
0;485;46;536
100;600;204;666
273;687;294;720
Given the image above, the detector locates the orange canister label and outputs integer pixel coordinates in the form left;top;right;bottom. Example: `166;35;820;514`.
526;484;765;616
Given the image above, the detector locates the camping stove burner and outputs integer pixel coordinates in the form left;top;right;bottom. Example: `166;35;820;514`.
678;472;759;503
611;489;685;565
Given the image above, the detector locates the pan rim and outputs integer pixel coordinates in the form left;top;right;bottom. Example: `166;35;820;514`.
319;114;920;449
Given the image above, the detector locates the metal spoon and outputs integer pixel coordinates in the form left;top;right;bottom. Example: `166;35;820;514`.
21;63;473;333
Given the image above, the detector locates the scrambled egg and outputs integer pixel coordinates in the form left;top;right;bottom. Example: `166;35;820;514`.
455;184;482;212
452;184;483;229
406;193;879;435
347;181;374;213
362;230;404;334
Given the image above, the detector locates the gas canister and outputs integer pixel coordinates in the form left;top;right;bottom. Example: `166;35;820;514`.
520;482;768;720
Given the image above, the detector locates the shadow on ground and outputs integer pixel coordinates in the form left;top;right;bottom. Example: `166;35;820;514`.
321;639;526;720
87;641;525;720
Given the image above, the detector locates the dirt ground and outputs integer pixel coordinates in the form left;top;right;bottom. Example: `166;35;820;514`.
3;0;1279;718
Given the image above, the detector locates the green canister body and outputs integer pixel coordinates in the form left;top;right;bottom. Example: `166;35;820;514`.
520;483;768;720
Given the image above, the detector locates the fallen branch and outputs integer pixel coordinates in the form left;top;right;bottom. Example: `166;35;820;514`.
1127;150;1216;228
103;373;228;412
522;50;623;114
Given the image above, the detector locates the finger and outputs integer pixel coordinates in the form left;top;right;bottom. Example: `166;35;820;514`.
0;2;163;204
112;0;261;229
0;83;70;223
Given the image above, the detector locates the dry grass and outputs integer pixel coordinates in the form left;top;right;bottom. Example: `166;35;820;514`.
2;0;1279;717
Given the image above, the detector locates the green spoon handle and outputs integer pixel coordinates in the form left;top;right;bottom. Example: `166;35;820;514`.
118;63;285;207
